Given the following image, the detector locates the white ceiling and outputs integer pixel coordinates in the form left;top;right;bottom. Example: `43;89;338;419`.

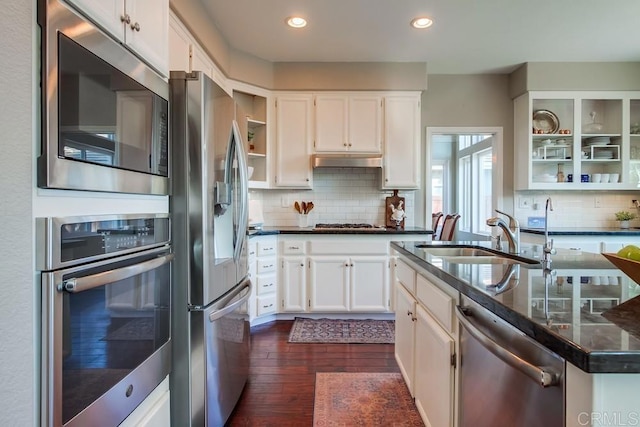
198;0;640;74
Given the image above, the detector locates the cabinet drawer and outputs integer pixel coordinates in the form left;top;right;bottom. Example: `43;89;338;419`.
257;294;277;316
416;274;455;334
257;241;277;256
256;258;277;273
281;240;306;255
395;259;416;293
309;240;388;255
256;273;277;295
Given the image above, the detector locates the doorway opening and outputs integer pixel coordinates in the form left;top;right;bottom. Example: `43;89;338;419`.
426;127;503;241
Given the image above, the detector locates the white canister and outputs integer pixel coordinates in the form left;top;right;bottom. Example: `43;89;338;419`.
592;173;602;183
609;173;619;183
601;173;610;183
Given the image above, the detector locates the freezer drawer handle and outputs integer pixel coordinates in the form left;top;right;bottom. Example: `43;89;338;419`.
63;253;174;293
209;279;252;322
456;305;560;387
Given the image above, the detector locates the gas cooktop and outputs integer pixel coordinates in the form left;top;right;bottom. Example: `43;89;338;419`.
313;223;386;230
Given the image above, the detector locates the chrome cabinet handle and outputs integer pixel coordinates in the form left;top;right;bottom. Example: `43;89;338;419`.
120;14;131;24
456;306;560;387
131;22;141;32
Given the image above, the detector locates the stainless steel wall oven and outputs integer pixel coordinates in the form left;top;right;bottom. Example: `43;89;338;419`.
37;214;172;427
37;0;169;195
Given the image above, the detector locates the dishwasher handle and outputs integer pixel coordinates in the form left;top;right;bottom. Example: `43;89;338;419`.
456;305;560;388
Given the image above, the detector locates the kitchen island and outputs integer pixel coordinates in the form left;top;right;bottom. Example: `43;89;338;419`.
392;240;640;426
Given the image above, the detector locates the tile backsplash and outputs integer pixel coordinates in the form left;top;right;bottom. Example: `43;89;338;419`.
514;191;640;228
250;168;414;227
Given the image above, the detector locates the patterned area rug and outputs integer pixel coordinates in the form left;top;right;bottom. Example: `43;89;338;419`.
313;372;424;426
102;318;154;341
288;318;395;344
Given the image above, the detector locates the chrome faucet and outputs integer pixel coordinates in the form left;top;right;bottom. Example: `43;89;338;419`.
486;209;520;253
542;197;554;271
486;264;520;295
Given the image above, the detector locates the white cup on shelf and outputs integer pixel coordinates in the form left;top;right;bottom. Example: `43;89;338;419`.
601;173;610;183
610;173;619;183
592;173;602;183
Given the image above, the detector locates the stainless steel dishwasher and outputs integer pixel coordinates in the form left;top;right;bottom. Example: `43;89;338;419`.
457;296;565;427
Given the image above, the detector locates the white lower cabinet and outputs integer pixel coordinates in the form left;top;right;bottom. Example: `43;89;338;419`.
247;235;278;321
414;304;455;427
394;282;416;395
308;239;390;312
394;254;458;427
281;256;307;312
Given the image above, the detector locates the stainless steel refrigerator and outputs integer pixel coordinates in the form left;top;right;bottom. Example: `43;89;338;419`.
169;71;251;426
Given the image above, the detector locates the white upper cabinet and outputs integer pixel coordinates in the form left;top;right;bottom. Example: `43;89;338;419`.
68;0;169;76
382;93;421;189
168;12;190;72
275;94;313;188
314;93;382;153
514;91;640;190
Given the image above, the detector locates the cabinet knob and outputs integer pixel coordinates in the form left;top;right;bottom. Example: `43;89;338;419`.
300;263;304;267
306;178;309;181
348;143;352;147
131;22;141;32
407;310;412;316
344;142;348;146
120;14;131;24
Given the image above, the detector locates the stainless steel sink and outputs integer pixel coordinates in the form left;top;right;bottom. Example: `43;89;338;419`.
418;247;498;257
417;246;538;265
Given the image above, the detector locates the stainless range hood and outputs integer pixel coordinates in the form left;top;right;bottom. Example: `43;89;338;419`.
312;154;383;168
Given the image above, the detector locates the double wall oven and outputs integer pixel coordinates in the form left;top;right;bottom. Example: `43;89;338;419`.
37;214;172;427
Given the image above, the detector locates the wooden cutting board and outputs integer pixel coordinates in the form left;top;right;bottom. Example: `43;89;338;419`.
385;190;405;229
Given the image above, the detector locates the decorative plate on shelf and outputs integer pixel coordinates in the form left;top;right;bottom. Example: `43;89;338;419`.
533;110;560;134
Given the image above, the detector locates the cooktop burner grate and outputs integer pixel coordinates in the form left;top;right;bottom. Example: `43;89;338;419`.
314;223;384;229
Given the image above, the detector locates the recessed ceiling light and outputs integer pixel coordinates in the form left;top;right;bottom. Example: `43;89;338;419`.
411;17;433;29
286;16;307;28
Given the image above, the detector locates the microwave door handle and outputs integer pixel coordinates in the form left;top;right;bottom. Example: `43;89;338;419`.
63;253;174;293
231;120;249;261
208;278;252;322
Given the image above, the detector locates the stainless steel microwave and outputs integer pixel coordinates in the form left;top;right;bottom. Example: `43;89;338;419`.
38;0;169;195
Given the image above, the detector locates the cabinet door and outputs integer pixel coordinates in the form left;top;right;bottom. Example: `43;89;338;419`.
309;257;349;311
414;304;455;427
281;257;307;312
314;95;349;152
275;95;313;188
394;283;416;396
349;95;383;153
350;256;389;312
66;0;123;41
125;0;169;75
383;94;421;189
168;13;191;72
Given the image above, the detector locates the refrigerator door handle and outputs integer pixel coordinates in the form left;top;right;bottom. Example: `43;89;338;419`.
208;278;252;322
231;120;249;262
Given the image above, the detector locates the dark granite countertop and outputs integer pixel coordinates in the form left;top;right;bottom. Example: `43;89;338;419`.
391;240;640;373
522;227;640;236
250;226;432;236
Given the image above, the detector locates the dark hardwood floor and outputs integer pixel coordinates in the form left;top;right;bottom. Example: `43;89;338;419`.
225;320;400;427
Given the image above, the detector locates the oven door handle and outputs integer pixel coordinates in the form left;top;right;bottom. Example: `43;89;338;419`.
209;279;252;322
456;305;560;387
63;253;174;293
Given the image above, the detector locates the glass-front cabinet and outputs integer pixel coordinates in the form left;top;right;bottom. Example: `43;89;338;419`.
514;91;640;190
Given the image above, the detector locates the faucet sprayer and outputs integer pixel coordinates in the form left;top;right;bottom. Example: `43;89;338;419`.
543;197;554;271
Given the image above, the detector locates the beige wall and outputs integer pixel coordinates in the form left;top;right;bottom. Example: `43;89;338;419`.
510;62;640;98
272;62;427;91
1;1;36;425
420;74;515;224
